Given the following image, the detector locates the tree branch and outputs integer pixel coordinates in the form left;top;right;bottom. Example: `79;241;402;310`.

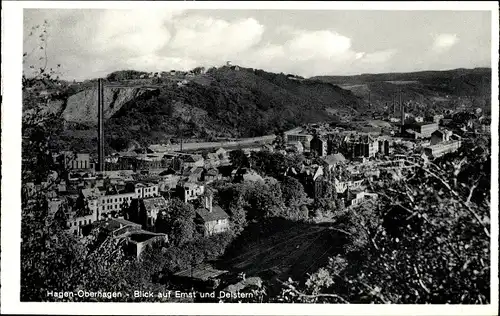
277;279;350;303
405;160;490;237
466;176;481;204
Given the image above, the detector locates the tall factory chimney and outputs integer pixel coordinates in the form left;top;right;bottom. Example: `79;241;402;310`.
368;91;371;108
392;93;396;116
400;88;405;135
97;78;105;172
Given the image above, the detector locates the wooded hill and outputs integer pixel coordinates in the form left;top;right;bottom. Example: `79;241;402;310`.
47;66;365;152
312;68;492;113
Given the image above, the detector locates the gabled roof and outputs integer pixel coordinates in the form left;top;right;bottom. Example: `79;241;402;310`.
215;147;226;154
196;205;229;223
322;153;346;165
97;218;141;233
184;154;203;163
344;133;376;144
174;264;228;280
192;167;204;175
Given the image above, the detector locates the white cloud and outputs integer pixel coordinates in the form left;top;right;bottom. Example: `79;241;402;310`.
242;27;396;77
432;33;459;52
93;10;177;57
359;49;397;64
23;10;400;79
168;16;265;60
285;30;353;61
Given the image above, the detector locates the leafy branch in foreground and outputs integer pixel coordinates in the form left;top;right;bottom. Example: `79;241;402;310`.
277;137;491;304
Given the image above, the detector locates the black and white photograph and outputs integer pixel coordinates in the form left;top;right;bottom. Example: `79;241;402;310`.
1;1;498;315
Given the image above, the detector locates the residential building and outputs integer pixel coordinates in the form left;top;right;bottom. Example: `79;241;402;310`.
176;181;205;203
205;152;221;167
402;122;439;139
215;147;228;160
182;154;205;169
126;196;168;229
126;182;159;198
285;132;313;150
415;116;424;123
135;155;163;171
426;114;444;124
195;191;230;236
298;165;329;200
93;217;168;259
158;175;181;192
142;196;169;228
59;152;92;170
186;167;205;183
347;190;378;207
424;140;461;159
67;212;95;236
344;134;379;158
124;232;168;259
202;168;221;183
378;139;390;156
163;154;184;171
99;191;136;218
430;129;453;145
310;136;327;157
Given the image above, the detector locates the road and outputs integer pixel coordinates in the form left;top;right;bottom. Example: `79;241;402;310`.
168;127;302;152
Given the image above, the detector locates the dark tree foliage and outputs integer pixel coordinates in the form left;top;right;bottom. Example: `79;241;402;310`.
159;198;197;247
277;134;491;304
106;70;149;81
249;151;288;180
229;149;249;169
21;23;173;302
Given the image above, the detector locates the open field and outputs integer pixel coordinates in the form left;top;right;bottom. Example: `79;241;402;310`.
216;219;347;287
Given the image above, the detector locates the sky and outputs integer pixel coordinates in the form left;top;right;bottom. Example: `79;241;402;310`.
23;9;492;81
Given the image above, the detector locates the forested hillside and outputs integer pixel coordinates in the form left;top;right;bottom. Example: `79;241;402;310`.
313;68;492;114
45;67;364;152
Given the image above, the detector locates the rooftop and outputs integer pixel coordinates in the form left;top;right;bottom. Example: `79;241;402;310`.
127;231;167;243
174;264;228;281
98;218;141;232
196;205;229;223
322;153;346;165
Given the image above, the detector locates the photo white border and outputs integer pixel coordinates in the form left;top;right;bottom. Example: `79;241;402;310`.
1;1;498;315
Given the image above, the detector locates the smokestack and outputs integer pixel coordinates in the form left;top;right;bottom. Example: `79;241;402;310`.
97;79;105;172
368;91;371;108
400;88;405;135
393;93;396;116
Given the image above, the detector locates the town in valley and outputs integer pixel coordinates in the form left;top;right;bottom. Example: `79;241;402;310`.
19;8;493;305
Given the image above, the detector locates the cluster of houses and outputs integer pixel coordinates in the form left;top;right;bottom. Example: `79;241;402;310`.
24;103;490;260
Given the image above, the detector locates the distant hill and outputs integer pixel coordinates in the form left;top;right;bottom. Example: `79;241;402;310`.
43;66;364;152
312;68;492;112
